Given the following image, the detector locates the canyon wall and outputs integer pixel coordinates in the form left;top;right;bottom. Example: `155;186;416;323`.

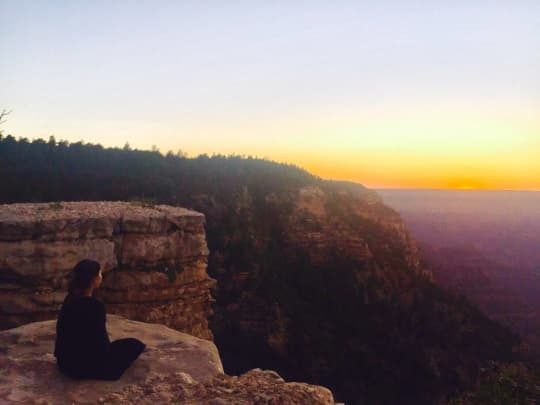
0;201;214;339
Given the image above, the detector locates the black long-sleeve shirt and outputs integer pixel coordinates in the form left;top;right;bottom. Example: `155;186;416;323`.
54;295;111;370
54;294;146;380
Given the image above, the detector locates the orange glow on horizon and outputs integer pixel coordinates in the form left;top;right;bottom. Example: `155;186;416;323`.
12;110;540;192
285;151;540;191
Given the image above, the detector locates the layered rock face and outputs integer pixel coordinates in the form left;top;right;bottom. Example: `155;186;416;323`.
0;315;335;404
214;183;427;344
0;202;214;339
291;184;422;271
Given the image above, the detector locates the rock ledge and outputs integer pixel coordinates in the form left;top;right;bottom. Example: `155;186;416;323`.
0;316;335;404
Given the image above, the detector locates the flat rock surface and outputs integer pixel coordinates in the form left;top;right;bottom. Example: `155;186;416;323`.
0;316;335;404
0;201;202;223
0;315;223;404
0;201;205;243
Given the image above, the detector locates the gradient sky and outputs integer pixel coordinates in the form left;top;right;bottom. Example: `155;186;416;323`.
1;1;539;190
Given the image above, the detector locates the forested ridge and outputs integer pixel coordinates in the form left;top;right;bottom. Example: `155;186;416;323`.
0;135;524;404
0;134;316;204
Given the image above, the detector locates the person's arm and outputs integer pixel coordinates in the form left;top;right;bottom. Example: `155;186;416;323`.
87;299;110;354
100;301;111;346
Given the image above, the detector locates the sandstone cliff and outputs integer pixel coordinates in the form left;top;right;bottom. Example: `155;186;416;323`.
0;315;335;404
211;183;428;358
202;181;516;403
0;202;214;339
290;184;422;270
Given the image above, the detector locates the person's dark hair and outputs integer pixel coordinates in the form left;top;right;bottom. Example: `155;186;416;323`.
68;259;101;296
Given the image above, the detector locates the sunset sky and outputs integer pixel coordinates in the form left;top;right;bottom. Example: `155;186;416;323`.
1;1;539;190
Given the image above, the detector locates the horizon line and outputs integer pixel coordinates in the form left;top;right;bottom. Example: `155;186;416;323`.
372;187;540;192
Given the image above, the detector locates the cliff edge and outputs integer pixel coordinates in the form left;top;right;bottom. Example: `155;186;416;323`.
0;315;335;404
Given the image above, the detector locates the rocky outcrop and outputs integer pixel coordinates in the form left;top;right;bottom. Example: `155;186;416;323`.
290;184;422;272
0;316;335;405
0;202;214;339
214;183;427;344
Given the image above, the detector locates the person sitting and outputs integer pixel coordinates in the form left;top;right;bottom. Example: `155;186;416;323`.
54;259;146;380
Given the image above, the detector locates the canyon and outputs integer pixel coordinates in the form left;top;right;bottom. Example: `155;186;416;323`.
378;189;540;359
0;140;523;403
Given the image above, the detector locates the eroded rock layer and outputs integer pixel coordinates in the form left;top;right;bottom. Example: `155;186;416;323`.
0;201;214;339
